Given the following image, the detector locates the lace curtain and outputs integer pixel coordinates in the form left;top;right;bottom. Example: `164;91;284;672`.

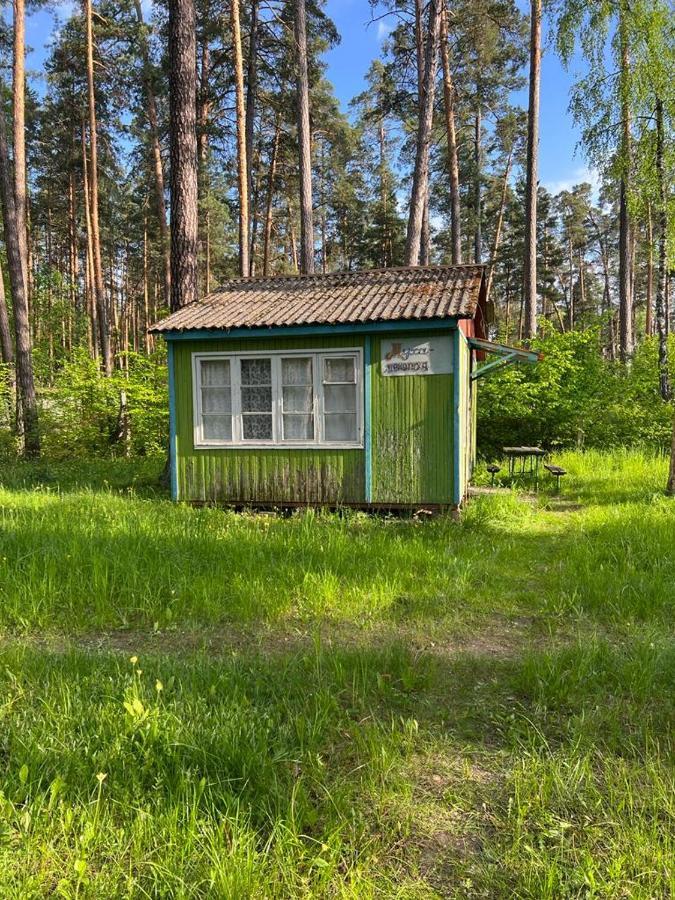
200;360;232;440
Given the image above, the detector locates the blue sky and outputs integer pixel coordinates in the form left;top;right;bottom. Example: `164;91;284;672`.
323;0;597;194
24;0;596;195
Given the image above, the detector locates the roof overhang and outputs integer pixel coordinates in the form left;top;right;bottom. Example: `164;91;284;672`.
468;337;543;381
158;317;465;341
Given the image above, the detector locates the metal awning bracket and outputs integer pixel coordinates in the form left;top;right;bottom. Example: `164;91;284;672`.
468;337;542;381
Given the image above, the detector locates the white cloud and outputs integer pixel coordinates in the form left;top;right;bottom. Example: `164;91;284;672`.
376;20;393;42
544;165;601;199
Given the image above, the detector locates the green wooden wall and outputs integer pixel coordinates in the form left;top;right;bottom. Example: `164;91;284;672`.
370;332;454;504
172;328;457;506
173;335;365;504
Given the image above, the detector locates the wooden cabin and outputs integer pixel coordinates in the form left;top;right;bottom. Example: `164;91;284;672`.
150;265;535;510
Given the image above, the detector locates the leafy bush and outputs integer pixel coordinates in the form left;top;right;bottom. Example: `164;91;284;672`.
37;348;168;459
477;326;674;457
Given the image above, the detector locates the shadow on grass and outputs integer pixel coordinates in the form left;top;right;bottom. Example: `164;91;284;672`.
0;634;671;895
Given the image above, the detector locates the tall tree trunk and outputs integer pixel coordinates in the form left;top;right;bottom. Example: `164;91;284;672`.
473;102;482;263
0;258;14;364
485;147;514;304
439;1;461;264
294;0;314;274
646;204;653;337
231;0;249;276
262;113;281;277
169;0;199;310
81;121;98;356
13;0;29;302
0;97;39;455
134;0;171;310
245;0;258;259
68;167;79;312
84;0;112;373
667;411;675;495
655;97;670;401
523;0;541;339
618;5;633;360
197;40;211;294
405;0;441;266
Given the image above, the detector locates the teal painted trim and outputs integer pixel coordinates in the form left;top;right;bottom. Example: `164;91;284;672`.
471;351;519;381
452;328;462;507
167;342;178;501
161;318;460;342
364;335;372;503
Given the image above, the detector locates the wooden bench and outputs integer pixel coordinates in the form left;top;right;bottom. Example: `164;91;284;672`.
544;464;567;492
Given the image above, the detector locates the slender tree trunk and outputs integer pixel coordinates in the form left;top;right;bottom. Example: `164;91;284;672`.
473;102;482;263
231;0;249;276
0;97;39;455
646;204;654;337
245;0;258;241
13;0;29;303
523;0;541;339
169;0;199;310
197;40;211;294
134;0;171;309
0;259;14;364
618;5;633;360
568;238;575;330
485;147;514;304
294;0;314;273
262;113;281;276
84;0;112;372
655;97;670;401
405;0;441;266
667;412;675;495
81;122;98;356
439;1;461;264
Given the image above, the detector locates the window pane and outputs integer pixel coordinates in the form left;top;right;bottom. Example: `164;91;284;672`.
324;357;355;383
201;386;231;414
241;358;271;385
203;415;232;441
283;385;312;413
201;359;230;386
242;414;273;440
324;383;356;413
283;414;314;440
325;413;357;442
241;385;272;412
282;357;312;385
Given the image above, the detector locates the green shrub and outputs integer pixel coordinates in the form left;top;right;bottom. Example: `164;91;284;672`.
477;326;674;457
38;348;168;459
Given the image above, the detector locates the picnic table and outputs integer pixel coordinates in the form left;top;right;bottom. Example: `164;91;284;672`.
503;446;547;488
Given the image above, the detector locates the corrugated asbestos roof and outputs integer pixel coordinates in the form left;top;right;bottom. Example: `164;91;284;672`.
150;265;486;333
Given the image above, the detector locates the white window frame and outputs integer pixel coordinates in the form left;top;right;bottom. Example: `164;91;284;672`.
192;348;363;449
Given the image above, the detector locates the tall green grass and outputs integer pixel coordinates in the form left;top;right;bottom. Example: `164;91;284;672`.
0;451;673;896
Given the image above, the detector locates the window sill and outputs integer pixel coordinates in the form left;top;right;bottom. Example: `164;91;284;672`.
193;441;364;451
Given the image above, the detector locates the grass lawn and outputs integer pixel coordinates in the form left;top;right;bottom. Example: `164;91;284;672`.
0;451;672;897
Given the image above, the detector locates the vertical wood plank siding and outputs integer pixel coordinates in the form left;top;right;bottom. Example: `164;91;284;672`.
173;335;365;503
173;328;457;506
460;331;472;500
370;331;454;504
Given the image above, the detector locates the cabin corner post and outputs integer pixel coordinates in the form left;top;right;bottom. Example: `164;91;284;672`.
452;326;462;507
167;339;179;501
364;334;372;503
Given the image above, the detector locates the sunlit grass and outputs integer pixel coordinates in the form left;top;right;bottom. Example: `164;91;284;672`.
0;451;672;896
